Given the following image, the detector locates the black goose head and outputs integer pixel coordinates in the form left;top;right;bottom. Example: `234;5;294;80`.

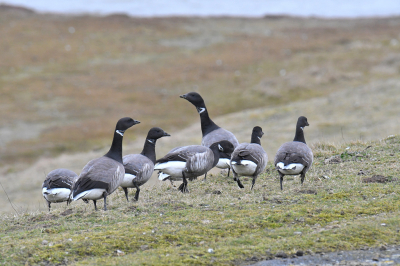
147;127;170;140
210;140;235;156
251;126;264;143
180;92;206;111
115;117;140;136
296;116;309;130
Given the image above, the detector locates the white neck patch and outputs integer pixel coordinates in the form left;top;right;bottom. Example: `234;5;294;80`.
300;127;304;131
218;144;223;151
116;130;124;136
147;139;155;144
258;136;261;140
197;107;206;114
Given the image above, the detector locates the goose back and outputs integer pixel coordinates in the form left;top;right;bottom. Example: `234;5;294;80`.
231;143;268;177
274;141;313;174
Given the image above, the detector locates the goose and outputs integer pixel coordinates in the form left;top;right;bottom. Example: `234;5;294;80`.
230;126;268;190
71;117;140;211
180;92;239;177
121;127;170;201
42;168;78;211
155;140;234;193
274;116;313;190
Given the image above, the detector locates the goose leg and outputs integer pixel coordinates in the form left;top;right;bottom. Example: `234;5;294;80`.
133;182;140;201
122;187;129;202
232;169;244;189
178;172;189;193
47;200;51;212
203;173;207;181
103;192;107;211
169;178;176;187
227;167;230;177
300;171;306;185
251;176;257;190
279;172;285;190
93;200;97;211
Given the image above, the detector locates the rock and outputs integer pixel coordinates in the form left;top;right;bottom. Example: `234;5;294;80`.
275;251;288;258
296;250;304;256
41;240;48;245
115;249;125;256
208;248;214;254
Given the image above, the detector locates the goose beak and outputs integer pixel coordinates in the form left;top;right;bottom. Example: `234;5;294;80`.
180;94;187;99
133;120;141;125
163;132;171;137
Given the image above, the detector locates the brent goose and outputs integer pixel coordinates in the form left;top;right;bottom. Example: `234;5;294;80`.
42;168;78;211
230;126;268;190
274;116;313;190
71;117;140;210
180;92;239;176
155;140;234;193
121;127;170;201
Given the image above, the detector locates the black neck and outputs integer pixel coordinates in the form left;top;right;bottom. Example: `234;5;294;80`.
198;105;220;136
140;138;157;164
251;134;261;145
293;126;306;144
209;145;221;167
104;130;124;163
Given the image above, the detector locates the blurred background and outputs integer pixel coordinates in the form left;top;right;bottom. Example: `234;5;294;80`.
0;0;400;213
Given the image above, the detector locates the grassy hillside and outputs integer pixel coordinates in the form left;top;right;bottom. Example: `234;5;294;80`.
1;6;400;214
0;135;399;265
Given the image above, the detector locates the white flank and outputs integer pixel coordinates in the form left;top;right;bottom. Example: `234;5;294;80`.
154;161;186;178
73;188;107;201
120;173;137;187
232;160;257;176
276;162;305;175
42;188;72;203
216;158;230;169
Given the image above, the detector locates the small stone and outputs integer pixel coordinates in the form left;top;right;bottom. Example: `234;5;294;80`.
380;245;387;251
294;231;302;235
41;240;48;245
381;223;387;227
48;242;53;247
296;250;304;256
372;257;379;261
275;251;288;258
208;248;214;254
141;245;149;251
116;249;125;256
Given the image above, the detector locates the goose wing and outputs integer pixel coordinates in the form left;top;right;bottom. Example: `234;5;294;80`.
73;156;124;196
123;154;154;185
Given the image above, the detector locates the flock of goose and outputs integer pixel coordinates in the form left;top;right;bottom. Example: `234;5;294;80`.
42;92;313;211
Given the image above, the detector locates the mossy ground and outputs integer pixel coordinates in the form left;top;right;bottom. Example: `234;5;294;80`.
1;135;399;265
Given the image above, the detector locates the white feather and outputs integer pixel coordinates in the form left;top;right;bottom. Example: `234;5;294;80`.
42;187;72;202
276;162;305;175
216;158;230;169
231;160;257;176
73;188;107;201
158;172;170;181
154;161;186;178
120;173;137;187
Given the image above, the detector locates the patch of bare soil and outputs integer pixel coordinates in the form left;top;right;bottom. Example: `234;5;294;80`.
362;175;397;183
